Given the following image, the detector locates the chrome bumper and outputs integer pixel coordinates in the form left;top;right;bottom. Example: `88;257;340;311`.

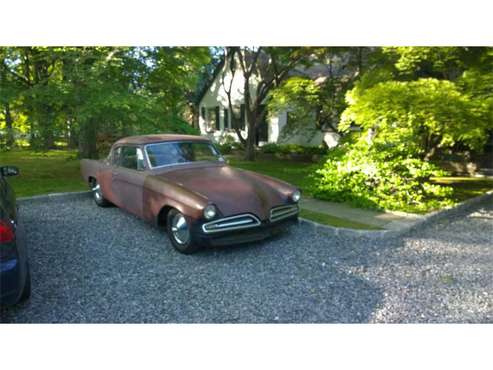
201;204;299;234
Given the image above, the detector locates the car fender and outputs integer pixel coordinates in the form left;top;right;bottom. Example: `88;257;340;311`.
142;175;208;225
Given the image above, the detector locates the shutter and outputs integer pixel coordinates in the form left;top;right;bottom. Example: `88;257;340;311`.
215;106;220;130
201;107;206;119
224;109;229;130
240;104;245;130
258;105;268;142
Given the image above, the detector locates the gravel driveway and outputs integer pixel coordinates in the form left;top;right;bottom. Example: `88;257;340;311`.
1;195;492;323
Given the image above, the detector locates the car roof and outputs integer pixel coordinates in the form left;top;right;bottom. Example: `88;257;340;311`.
114;134;211;146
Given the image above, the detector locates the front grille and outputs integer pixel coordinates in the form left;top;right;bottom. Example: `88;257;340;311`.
202;214;261;234
269;204;299;222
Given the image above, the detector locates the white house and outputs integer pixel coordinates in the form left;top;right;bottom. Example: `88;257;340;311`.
196;56;341;148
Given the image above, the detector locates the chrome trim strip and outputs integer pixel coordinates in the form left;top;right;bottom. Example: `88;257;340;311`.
270;205;299;222
202;214;261;234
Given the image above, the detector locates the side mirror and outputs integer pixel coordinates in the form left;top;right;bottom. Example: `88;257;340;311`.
0;166;19;177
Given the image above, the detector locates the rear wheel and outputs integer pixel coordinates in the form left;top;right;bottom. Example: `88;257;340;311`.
91;178;111;207
166;209;200;254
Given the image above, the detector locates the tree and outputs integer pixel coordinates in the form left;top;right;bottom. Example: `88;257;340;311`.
267;48;377;140
341;78;490;160
0;48;23;147
312;47;493;213
340;47;493;160
190;47;223;129
0;47;211;157
221;47;317;160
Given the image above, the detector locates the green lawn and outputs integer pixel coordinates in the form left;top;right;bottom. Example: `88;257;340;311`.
2;150;492;229
0;149;87;197
230;156;493;204
227;156;320;196
299;209;381;230
432;176;493;203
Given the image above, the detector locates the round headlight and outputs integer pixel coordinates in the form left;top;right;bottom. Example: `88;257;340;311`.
292;190;301;203
203;204;217;220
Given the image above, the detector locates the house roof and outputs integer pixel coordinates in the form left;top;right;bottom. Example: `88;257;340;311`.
197;56;343;106
195;51;352;106
114;134;210;146
196;50;272;105
195;58;225;105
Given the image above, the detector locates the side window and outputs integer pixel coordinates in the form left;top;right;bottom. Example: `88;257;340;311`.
136;148;145;170
120;146;146;171
112;147;122;166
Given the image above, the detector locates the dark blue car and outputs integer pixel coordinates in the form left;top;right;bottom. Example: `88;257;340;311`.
0;165;30;305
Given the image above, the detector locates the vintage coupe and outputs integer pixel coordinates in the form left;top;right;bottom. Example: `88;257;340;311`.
80;134;300;253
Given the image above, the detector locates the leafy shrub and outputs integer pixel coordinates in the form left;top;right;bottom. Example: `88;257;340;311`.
215;135;243;154
216;143;232;154
313;142;454;213
260;143;280;154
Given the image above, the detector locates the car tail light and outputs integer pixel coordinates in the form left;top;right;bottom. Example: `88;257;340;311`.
0;220;15;243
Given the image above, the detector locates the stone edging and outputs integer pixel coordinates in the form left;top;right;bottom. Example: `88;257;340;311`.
17;191;91;204
299;190;493;239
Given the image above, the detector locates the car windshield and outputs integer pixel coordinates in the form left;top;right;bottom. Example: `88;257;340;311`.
145;141;222;168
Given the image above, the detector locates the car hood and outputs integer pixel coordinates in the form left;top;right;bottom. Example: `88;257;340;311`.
152;163;296;220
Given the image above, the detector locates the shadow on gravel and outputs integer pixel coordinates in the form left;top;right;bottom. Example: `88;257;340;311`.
1;198;388;323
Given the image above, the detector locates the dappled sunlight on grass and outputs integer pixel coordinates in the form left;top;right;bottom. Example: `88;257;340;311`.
1;149;491;208
299;209;381;230
0;149;86;197
228;156;320;196
432;176;493;203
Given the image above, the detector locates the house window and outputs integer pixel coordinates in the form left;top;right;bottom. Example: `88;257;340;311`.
215;106;220;130
223;108;229;130
206;107;220;131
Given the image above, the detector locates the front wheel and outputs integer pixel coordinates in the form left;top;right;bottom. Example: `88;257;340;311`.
91;178;111;207
166;209;200;254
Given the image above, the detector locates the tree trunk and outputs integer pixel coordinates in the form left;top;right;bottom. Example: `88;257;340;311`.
68;119;78;149
37;108;55;149
245;131;256;160
4;103;15;147
78;118;98;159
423;132;439;161
190;104;199;130
243;75;257;161
424;146;438;161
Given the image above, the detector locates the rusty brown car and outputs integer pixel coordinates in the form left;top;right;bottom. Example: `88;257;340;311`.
80;134;300;253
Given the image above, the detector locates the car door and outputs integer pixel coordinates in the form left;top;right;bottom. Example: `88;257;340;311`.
111;145;147;218
96;148;119;205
